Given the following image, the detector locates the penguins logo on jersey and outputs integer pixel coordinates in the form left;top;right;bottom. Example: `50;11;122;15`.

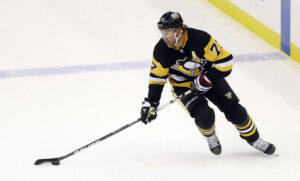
171;51;208;76
175;57;200;68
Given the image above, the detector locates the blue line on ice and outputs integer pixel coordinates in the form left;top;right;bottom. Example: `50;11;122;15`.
0;52;287;79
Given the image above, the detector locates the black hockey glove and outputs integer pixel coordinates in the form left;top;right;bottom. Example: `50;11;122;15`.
140;98;159;124
192;72;214;95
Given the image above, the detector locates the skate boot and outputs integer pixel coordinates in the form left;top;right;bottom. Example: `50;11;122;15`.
249;137;276;155
206;133;222;155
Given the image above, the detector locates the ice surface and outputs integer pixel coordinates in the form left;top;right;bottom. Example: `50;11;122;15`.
0;0;300;181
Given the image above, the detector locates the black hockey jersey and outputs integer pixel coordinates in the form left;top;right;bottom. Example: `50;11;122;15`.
148;28;233;102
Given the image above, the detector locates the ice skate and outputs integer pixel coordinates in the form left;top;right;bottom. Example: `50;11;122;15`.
249;137;276;155
206;133;222;155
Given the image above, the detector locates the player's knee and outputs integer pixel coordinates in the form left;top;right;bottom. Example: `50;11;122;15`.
192;104;215;129
224;103;248;125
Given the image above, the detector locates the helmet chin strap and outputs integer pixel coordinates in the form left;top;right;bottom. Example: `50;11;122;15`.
173;29;183;47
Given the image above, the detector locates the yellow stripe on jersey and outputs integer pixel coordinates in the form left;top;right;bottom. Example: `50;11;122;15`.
149;58;169;85
149;80;166;85
169;78;192;88
150;58;169;77
203;36;231;62
214;64;233;72
214;59;234;72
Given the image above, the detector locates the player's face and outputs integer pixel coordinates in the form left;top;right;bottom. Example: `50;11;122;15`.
160;29;175;46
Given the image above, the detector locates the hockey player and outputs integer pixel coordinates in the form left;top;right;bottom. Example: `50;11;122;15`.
140;11;276;155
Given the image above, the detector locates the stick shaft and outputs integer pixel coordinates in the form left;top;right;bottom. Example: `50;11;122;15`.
42;90;192;162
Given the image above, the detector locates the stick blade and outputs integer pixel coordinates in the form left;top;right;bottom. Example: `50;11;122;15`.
34;158;60;166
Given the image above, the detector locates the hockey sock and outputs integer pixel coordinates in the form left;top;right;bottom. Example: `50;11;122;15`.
235;116;259;143
197;124;216;137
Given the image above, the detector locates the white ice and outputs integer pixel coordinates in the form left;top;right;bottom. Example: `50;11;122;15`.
0;0;300;181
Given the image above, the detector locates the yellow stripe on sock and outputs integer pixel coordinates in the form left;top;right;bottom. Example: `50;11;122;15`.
240;125;257;137
197;125;215;136
200;131;215;136
236;117;252;130
198;125;215;132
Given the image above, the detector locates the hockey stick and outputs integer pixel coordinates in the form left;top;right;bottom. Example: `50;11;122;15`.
34;90;192;166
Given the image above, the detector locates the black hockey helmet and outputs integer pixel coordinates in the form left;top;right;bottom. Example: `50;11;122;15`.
157;11;183;30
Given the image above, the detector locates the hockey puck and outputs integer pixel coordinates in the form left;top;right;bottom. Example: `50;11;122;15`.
51;160;60;165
